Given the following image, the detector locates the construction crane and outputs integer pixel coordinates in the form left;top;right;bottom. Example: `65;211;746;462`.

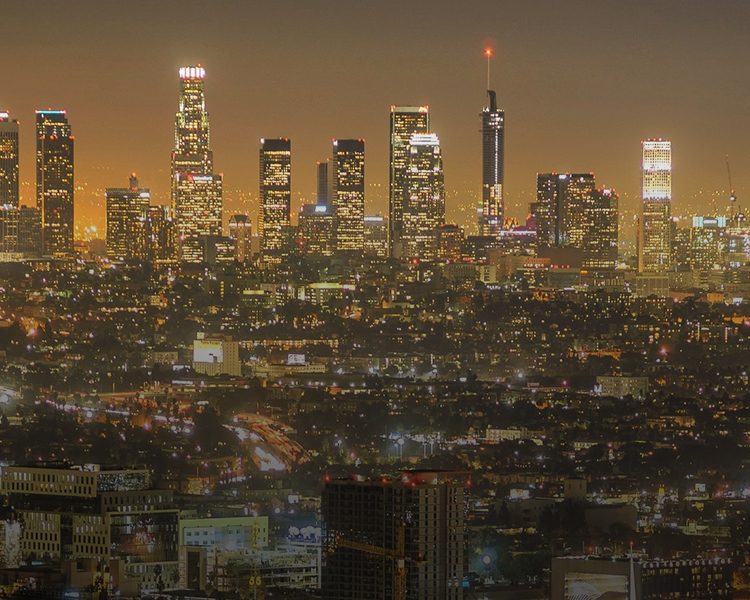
726;155;738;205
334;525;427;600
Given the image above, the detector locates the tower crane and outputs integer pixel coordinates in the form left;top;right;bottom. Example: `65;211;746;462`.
334;525;427;600
726;155;738;204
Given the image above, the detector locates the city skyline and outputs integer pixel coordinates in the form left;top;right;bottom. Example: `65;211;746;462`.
3;1;750;236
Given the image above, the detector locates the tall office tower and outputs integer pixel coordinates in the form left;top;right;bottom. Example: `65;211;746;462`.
323;471;467;600
582;188;619;269
259;138;292;260
171;66;223;263
390;105;430;258
691;216;726;271
363;215;388;258
0;206;42;254
402;133;445;261
0;112;19;207
299;203;335;256
317;159;332;206
36;110;74;256
132;205;176;265
639;139;672;273
479;90;505;237
228;214;252;262
332;139;365;252
105;174;151;259
532;173;596;250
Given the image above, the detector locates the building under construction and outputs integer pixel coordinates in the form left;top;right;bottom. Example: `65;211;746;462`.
322;470;468;600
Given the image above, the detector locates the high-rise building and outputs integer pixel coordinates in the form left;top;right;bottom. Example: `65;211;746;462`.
691;215;726;271
228;214;252;262
1;465;179;593
639;139;672;273
479;90;505;237
106;174;151;259
0;112;19;207
171;65;223;263
0;205;42;254
36;110;74;256
323;471;467;600
402;133;445;261
299;203;335;256
317;159;332;206
390;106;429;258
332;139;365;252
132;205;176;265
583;188;619;269
259;138;292;261
363;215;388;258
533;173;596;250
437;224;465;263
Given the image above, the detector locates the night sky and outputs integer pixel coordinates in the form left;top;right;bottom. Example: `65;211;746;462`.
4;0;750;235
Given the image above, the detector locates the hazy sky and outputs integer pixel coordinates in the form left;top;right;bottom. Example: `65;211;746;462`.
4;0;750;234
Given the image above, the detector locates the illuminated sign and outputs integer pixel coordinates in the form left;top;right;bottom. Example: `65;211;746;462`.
194;340;223;363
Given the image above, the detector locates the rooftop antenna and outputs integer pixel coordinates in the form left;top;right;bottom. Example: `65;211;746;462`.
485;48;492;90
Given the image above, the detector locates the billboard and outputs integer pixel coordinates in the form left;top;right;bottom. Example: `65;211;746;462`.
564;572;628;600
194;340;223;363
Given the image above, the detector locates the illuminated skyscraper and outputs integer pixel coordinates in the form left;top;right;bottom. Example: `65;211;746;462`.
389;105;429;258
0;112;19;207
259;138;291;260
639;139;672;273
480;90;505;237
171;65;223;263
533;173;596;249
363;215;388;258
228;214;252;262
133;205;176;265
299;203;335;256
402;133;445;261
584;188;619;269
332;139;365;252
106;174;151;259
36;110;74;256
0;205;42;254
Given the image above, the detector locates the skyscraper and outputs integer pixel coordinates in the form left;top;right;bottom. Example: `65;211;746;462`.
133;205;176;265
106;174;151;259
228;214;252;262
363;215;388;258
390;106;429;258
171;65;223;263
299;203;335;257
0;112;19;207
639;139;672;273
533;173;596;250
323;471;467;600
259;138;291;261
583;188;619;269
479;89;505;237
36;110;74;256
317;159;332;206
332;139;365;252
402;133;445;261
